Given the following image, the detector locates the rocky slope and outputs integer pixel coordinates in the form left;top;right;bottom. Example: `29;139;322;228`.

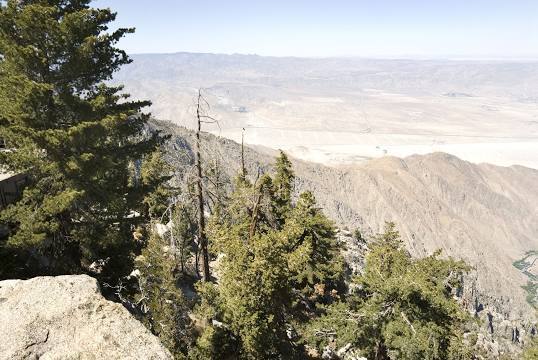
295;153;538;317
0;275;172;360
293;152;538;351
156;121;538;328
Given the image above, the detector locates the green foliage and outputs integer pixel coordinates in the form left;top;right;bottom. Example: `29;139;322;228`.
189;324;237;360
136;230;191;359
171;201;198;274
272;150;294;225
0;0;167;278
141;150;174;220
446;332;476;360
189;282;238;359
283;191;344;293
353;228;363;242
523;335;538;360
513;251;538;308
303;222;472;360
299;300;361;351
195;152;344;359
206;198;293;358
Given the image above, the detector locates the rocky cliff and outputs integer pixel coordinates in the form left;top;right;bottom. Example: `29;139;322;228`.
155;120;538;333
0;275;172;360
294;153;538;320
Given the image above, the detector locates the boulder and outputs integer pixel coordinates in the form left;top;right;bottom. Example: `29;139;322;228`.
0;275;172;360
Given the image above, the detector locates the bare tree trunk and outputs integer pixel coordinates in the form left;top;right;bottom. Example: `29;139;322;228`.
196;90;211;282
215;158;220;202
241;127;246;178
375;341;388;360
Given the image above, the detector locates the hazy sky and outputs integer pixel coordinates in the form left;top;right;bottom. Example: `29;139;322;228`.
93;0;538;58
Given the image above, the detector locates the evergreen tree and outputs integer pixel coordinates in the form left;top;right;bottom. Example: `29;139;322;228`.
272;150;294;225
141;150;174;220
202;173;292;358
170;201;197;275
135;231;191;359
283;191;344;295
303;222;473;360
0;0;165;277
194;152;344;359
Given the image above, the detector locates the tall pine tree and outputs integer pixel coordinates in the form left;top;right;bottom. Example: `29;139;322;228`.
194;152;344;359
0;0;165;277
302;223;472;360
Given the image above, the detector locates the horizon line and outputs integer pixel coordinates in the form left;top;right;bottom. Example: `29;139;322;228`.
127;51;538;62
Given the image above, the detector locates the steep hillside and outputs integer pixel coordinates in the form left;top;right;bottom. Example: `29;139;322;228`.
294;153;538;321
155;121;538;325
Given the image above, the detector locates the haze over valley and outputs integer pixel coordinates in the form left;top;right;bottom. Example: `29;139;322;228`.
115;53;538;345
115;52;538;168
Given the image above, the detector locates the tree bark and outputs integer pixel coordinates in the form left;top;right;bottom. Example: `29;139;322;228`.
241;128;246;178
196;90;211;282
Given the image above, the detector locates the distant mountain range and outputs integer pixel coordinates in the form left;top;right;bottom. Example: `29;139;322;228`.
109;49;538;345
114;52;538;168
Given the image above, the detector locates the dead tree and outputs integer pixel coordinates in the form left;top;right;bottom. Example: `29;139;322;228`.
204;157;226;215
195;89;217;282
241;127;247;178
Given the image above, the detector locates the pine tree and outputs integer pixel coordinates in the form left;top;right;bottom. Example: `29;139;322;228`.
135;231;191;359
303;222;473;360
283;191;344;294
195;152;345;359
170;201;197;275
272;150;294;225
0;0;165;277
141;150;174;220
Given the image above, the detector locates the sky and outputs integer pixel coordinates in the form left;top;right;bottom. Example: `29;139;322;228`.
93;0;538;59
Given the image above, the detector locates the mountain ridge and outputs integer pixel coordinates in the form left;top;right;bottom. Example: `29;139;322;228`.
155;120;538;326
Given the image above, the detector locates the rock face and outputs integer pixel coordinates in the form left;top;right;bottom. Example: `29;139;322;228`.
294;153;538;319
157;121;538;350
0;275;172;360
158;121;538;322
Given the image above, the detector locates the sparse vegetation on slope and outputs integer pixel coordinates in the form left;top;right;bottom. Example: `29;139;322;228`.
302;222;473;360
1;2;535;359
514;251;538;308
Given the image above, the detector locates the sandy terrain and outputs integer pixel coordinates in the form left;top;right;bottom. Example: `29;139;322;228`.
114;53;538;168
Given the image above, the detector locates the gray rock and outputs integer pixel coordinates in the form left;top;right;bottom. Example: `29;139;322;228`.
0;275;172;360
